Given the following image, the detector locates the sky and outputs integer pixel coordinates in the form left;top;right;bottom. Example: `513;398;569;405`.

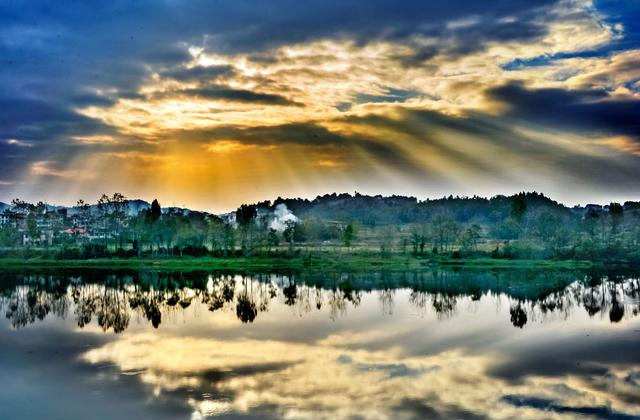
1;0;639;211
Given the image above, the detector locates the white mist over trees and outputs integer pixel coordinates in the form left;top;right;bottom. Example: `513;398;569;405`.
269;204;298;232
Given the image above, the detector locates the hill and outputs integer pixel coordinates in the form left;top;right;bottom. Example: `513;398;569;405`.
252;192;577;227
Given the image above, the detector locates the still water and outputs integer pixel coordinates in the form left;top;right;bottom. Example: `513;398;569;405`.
0;269;639;420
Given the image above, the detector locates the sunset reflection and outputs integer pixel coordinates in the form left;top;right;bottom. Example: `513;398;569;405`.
1;270;638;420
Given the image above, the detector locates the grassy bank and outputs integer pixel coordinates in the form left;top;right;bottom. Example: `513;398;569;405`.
0;254;595;272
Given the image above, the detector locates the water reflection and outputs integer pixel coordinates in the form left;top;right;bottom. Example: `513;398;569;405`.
1;270;639;331
0;269;639;420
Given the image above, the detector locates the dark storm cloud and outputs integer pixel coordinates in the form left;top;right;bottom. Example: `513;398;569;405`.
0;326;196;420
174;86;304;106
0;97;110;138
487;82;640;139
0;0;561;100
501;395;640;420
167;0;558;55
0;95;117;176
486;328;640;383
395;15;550;67
0;94;141;186
0;0;562;109
0;142;34;183
395;397;489;420
189;362;296;385
176;123;346;147
337;354;428;378
66;92;117;108
336;110;538;177
159;65;235;83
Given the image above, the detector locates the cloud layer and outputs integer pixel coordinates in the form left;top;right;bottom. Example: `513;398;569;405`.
1;0;639;209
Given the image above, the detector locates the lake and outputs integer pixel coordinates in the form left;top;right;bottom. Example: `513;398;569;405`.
1;269;639;420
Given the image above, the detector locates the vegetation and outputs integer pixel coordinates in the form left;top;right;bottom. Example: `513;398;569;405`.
1;191;640;266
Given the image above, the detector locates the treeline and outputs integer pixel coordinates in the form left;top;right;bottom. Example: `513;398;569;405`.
1;191;640;262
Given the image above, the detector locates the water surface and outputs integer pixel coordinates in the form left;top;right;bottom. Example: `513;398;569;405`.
1;269;639;420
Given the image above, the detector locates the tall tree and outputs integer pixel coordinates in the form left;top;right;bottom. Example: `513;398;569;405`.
609;202;624;237
510;194;527;223
235;204;257;226
150;199;161;222
342;223;355;248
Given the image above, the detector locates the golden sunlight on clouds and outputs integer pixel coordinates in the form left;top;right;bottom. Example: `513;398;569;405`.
81;333;494;420
71;135;127;145
30;161;89;179
78;0;620;133
314;158;344;168
599;136;640;157
29;0;631;209
81;325;640;420
71;278;640;420
206;141;276;154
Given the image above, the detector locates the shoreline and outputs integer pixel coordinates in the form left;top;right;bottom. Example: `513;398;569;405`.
0;255;597;272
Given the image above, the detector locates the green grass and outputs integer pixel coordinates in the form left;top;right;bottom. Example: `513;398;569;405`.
0;253;595;272
0;254;412;271
435;256;593;269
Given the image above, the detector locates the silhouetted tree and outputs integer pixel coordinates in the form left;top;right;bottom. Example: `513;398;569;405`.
511;194;527;223
235;204;257;226
510;302;528;328
236;291;258;323
609;202;624;237
150;199;162;222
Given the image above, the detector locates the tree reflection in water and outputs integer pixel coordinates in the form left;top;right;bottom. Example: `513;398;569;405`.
510;302;528;328
1;270;639;332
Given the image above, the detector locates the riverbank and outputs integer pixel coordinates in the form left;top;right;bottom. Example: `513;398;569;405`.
0;254;596;272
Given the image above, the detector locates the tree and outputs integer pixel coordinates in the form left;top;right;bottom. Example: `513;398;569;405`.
535;212;561;243
235;204;257;226
0;224;20;247
11;198;34;215
379;227;394;257
609;202;624;237
128;215;148;257
510;302;528;328
283;220;296;251
293;222;306;243
430;214;459;252
235;204;257;255
511;194;527;223
150;199;161;222
460;224;481;252
267;228;279;252
97;193;129;249
582;208;599;239
26;212;40;244
410;225;427;256
342;223;355;248
236;290;258;323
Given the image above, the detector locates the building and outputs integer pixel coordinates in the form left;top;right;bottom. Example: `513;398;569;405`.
0;210;25;228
